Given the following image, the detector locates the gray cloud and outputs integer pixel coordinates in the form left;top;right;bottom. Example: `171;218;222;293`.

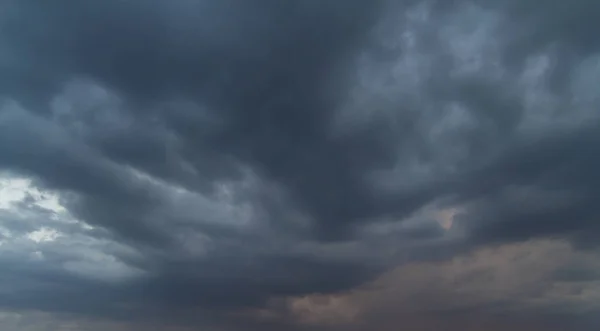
1;0;600;330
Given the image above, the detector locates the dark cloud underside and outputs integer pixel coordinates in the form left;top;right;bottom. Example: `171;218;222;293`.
1;0;600;330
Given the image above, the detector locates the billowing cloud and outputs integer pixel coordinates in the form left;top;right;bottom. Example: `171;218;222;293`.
1;0;599;330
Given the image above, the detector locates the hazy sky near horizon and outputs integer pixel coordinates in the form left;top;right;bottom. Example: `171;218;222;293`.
1;0;600;330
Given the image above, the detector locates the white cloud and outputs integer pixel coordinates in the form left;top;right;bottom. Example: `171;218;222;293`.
26;228;62;243
0;172;146;283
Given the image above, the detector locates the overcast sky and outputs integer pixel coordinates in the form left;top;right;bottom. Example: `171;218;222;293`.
1;0;600;330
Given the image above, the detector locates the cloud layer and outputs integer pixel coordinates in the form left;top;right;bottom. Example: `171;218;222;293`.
1;0;599;330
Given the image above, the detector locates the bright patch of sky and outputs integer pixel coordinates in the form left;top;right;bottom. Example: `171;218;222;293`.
0;172;67;216
0;172;145;282
26;227;62;243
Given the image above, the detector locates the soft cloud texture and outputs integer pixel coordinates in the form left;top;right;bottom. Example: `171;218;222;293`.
1;0;599;330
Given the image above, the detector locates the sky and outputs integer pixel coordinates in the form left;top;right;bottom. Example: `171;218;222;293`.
0;0;599;330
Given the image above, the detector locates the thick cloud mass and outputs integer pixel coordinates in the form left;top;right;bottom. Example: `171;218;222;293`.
1;0;600;330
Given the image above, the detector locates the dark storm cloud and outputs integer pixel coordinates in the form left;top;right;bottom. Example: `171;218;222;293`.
3;0;406;240
455;122;600;246
1;0;600;330
1;0;394;321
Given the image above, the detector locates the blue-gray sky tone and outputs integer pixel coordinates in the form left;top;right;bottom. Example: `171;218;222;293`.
1;1;599;330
